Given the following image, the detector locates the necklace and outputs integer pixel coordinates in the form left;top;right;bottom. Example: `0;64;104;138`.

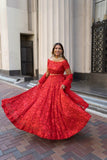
52;56;63;62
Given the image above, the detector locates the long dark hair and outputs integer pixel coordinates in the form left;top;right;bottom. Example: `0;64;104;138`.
52;42;66;59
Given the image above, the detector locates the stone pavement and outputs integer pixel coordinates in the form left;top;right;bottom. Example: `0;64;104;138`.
0;80;107;160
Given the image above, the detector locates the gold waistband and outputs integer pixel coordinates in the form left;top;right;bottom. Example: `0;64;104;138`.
50;74;63;75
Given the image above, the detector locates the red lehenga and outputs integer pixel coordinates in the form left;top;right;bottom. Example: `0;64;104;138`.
2;59;91;140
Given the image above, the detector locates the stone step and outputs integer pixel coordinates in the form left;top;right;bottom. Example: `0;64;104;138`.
74;91;107;118
27;81;38;88
71;87;107;100
0;75;17;83
0;75;33;83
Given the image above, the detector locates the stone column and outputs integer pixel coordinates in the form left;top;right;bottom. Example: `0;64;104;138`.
38;0;73;74
73;0;92;73
0;11;2;69
0;0;9;71
104;0;107;20
84;0;93;73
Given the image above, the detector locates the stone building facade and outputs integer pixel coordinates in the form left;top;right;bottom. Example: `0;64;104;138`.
0;0;107;85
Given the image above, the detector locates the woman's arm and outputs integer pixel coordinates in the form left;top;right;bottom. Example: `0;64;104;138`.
65;68;72;75
61;68;73;89
38;68;50;85
46;68;50;77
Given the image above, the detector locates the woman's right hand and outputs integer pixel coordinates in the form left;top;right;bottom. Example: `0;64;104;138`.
60;84;66;90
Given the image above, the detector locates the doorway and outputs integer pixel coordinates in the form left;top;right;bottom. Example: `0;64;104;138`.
21;36;34;76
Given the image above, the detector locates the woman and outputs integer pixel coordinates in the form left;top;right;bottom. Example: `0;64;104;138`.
2;43;91;140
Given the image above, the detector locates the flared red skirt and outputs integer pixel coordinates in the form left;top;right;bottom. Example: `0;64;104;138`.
2;75;91;140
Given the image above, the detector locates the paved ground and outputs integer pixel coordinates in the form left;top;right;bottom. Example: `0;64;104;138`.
0;80;107;160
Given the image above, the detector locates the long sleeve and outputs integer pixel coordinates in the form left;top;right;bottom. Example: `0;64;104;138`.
38;60;50;84
62;60;73;89
63;74;73;88
39;73;47;84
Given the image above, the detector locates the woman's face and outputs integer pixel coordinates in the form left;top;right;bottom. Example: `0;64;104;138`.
54;45;63;57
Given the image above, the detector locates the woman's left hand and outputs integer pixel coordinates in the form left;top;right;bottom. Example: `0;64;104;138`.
60;84;66;90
